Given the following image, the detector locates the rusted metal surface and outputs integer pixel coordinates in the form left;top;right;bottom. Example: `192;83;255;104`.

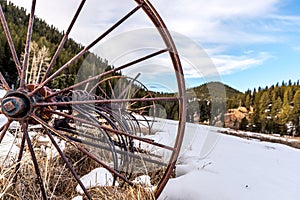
0;1;186;199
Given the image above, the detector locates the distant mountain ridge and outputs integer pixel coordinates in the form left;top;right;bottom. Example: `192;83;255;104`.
187;81;242;100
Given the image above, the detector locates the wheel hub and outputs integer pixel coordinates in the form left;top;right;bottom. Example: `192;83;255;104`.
1;91;33;120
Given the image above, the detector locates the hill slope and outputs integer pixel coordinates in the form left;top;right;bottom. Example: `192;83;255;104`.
188;81;242;100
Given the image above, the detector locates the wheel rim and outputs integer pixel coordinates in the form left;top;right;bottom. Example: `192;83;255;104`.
0;1;186;199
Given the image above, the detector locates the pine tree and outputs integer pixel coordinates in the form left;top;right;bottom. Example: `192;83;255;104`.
259;91;271;133
292;90;300;135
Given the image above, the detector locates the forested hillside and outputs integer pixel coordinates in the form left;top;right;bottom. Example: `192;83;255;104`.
227;80;300;136
0;2;112;89
185;82;241;125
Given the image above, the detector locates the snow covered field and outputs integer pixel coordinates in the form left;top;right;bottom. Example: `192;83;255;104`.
159;121;300;200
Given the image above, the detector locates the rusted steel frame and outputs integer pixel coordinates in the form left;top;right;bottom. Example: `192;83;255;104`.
0;120;11;144
37;96;180;107
19;0;36;89
49;109;175;151
22;122;48;200
0;5;21;75
0;71;10;90
134;0;187;198
43;48;169;100
13;131;26;184
42;127;92;200
29;4;143;96
40;0;86;83
31;114;134;185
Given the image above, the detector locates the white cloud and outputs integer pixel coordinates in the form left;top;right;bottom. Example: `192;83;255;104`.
8;0;297;80
150;0;282;44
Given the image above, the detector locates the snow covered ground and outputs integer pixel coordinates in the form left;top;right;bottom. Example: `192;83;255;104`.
159;122;300;200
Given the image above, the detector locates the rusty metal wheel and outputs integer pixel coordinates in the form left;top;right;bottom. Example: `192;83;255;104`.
0;0;186;199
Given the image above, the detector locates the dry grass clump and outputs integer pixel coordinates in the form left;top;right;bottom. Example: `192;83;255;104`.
80;185;155;200
0;144;157;199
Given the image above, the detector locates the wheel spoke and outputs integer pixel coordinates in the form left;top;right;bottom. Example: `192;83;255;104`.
42;48;169;100
19;0;37;89
0;5;21;75
30;4;143;95
40;0;87;83
22;122;48;200
42;127;92;200
0;120;11;144
0;71;10;90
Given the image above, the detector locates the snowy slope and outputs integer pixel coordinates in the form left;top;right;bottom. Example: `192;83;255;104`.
159;122;300;200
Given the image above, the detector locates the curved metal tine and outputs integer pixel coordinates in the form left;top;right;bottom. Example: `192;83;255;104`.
87;75;121;95
30;114;134;186
42;127;92;200
0;71;10;90
0;5;21;76
48;109;175;151
43;48;169;101
73;105;119;172
0;120;11;144
30;4;143;96
21;122;47;200
40;0;86;83
19;0;36;89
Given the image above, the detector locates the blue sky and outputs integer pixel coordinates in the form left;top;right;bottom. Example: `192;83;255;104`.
152;0;300;92
10;0;300;93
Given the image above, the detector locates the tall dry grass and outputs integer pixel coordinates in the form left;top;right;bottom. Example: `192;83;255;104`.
0;144;156;199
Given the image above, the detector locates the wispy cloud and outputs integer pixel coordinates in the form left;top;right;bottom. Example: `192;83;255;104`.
212;52;272;75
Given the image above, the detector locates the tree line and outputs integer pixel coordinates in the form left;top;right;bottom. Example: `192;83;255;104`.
227;80;300;136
